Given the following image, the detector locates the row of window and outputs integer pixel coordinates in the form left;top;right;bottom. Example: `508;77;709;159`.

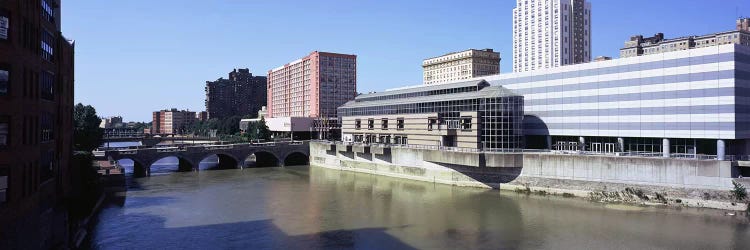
352;134;409;145
0;114;56;148
355;118;406;130
0;67;57;100
353;117;475;132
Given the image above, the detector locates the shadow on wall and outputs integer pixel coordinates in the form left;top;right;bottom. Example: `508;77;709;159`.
523;115;550;149
433;162;523;188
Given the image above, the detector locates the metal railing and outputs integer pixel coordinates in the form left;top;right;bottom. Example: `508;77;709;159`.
319;140;743;161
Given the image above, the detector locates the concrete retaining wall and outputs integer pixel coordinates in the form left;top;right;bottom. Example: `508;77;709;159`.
521;153;734;190
310;142;736;191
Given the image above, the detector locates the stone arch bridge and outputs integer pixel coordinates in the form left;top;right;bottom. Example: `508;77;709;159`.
105;142;310;177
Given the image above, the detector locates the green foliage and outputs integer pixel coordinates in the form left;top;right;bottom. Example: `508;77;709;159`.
188;116;259;138
245;117;271;141
69;152;102;219
129;121;151;131
74;103;103;151
732;181;747;201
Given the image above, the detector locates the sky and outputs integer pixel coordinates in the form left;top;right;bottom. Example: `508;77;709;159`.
62;0;750;122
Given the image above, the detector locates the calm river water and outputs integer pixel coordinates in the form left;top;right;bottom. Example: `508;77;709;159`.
89;164;750;249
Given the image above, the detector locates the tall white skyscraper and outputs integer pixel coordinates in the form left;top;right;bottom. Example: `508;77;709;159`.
512;0;591;72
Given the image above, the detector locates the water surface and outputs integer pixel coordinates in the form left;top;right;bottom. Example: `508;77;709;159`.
90;166;750;249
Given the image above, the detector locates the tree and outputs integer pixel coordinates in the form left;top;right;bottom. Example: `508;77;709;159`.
244;118;271;141
257;117;271;141
74;103;103;151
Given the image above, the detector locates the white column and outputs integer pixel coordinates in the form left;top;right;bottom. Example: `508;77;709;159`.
617;137;625;152
717;139;726;161
662;138;670;158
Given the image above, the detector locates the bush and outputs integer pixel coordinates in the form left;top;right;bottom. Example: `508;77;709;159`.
732;181;747;201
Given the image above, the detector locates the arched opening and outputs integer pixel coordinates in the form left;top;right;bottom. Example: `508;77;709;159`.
116;158;148;177
149;156;194;175
245;151;280;168
199;154;239;170
284;152;309;166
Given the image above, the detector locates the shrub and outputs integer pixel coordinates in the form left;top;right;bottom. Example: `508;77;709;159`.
732;181;747;201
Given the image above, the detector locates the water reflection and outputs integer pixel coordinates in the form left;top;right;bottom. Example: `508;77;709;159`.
90;166;750;249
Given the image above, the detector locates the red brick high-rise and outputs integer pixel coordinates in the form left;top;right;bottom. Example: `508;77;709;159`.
0;0;75;248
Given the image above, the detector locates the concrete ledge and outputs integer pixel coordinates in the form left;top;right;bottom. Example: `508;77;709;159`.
352;144;370;154
336;142;351;152
484;153;524;168
423;150;480;166
371;145;390;155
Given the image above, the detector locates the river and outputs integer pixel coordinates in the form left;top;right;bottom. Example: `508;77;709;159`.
90;159;750;249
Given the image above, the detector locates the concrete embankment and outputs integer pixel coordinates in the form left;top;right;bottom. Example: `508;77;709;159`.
310;142;747;211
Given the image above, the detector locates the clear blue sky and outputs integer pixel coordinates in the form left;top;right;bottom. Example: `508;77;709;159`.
62;0;750;122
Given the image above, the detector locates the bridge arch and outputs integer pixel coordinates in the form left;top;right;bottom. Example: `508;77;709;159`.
245;151;281;168
148;155;195;175
115;157;149;177
283;151;309;166
198;153;241;170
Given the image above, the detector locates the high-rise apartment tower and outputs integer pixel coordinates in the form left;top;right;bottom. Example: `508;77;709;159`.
512;0;591;72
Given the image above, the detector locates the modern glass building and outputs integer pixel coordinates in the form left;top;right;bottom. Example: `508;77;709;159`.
482;44;750;158
338;80;524;151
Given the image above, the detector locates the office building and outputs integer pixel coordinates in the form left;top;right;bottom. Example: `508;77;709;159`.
422;49;501;85
99;116;123;128
620;18;750;58
339;80;524;150
152;109;196;135
0;0;75;248
512;0;592;72
205;68;267;119
266;51;357;137
481;44;750;159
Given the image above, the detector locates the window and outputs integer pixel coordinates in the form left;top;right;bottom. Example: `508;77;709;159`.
41;29;54;61
381;119;388;130
41;0;54;23
0;116;7;147
461;117;472;131
354;119;361;129
40;150;53;182
397;118;404;130
40;71;53;100
0;69;7;95
0;13;8;40
41;113;53;142
367;119;374;130
428;117;437;131
0;166;7;205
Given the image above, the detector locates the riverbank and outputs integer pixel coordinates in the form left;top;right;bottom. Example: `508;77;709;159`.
310;142;748;212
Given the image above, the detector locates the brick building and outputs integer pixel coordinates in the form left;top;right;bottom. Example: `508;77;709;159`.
0;0;75;248
152;109;197;135
205;68;267;120
266;51;356;139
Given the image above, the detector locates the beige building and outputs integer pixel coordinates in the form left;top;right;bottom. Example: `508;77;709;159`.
338;80;524;151
422;49;500;85
621;18;750;58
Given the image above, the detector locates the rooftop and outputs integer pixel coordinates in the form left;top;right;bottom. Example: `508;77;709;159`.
422;49;498;61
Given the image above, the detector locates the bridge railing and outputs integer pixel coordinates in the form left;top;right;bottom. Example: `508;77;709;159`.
156;147;187;153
